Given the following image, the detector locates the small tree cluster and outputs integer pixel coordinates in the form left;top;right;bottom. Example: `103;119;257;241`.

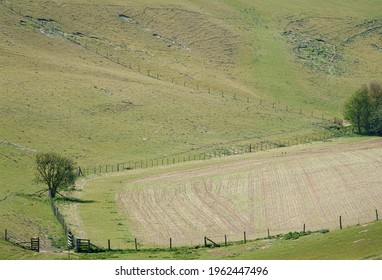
344;81;382;135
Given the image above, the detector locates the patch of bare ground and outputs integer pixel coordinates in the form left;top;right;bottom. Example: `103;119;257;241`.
115;138;382;246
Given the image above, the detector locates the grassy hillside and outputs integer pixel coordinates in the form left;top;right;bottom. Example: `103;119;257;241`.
0;0;381;258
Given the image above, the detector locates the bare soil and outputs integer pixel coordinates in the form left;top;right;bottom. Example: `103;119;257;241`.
116;138;382;245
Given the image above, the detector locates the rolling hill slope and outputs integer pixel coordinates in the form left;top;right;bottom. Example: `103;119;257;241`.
0;0;381;258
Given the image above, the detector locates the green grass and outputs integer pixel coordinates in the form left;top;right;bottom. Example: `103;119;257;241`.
0;0;381;259
5;219;379;260
202;221;382;260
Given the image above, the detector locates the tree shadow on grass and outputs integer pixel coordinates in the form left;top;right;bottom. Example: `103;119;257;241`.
54;196;95;204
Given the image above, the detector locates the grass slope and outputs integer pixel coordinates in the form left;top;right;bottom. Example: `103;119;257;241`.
0;0;381;258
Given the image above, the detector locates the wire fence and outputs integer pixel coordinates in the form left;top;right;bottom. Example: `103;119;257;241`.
3;0;370;255
74;207;381;251
80;128;350;176
2;0;343;122
49;195;70;238
2;0;350;175
2;229;40;252
3;205;380;253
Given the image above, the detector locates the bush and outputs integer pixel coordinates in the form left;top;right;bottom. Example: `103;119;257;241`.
344;82;382;135
283;229;329;240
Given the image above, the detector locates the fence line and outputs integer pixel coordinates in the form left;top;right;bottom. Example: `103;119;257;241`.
2;0;341;125
49;195;70;237
3;0;366;255
69;207;381;252
82;128;350;176
2;229;40;252
2;205;380;253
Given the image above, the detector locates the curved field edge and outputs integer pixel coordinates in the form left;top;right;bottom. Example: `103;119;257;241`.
75;220;382;260
66;136;382;249
2;219;381;260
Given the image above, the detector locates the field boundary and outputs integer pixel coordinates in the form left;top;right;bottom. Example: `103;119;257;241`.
2;229;40;252
35;208;381;252
2;207;380;253
81;128;350;176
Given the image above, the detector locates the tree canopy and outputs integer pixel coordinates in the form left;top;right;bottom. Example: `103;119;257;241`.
344;82;382;135
34;152;77;198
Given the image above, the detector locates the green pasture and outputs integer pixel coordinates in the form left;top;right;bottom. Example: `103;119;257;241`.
0;0;381;259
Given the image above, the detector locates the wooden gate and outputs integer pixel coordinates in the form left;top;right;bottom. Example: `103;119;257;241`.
75;238;91;253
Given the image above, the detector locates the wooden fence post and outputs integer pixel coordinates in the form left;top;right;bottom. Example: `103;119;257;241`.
303;223;306;233
170;238;172;250
339;216;342;229
267;229;270;238
108;239;111;250
244;231;247;244
204;236;207;247
225;235;227;246
376;209;379;221
135;238;138;251
5;229;7;240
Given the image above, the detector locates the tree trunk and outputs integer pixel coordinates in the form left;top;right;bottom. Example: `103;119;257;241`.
49;187;56;198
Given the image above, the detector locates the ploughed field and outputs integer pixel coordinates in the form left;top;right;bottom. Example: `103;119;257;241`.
75;138;382;248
